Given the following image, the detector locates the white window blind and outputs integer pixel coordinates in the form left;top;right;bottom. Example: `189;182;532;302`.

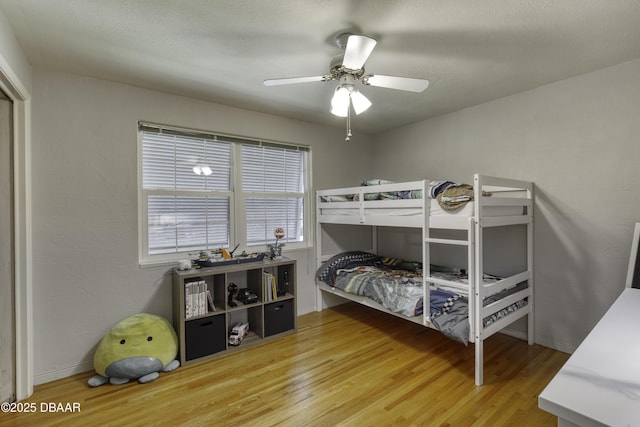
141;130;232;256
142;132;232;191
139;123;309;262
242;144;305;246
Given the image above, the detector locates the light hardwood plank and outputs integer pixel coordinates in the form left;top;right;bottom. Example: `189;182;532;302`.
0;303;568;426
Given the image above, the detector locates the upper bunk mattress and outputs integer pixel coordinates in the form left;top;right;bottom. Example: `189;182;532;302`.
317;179;529;228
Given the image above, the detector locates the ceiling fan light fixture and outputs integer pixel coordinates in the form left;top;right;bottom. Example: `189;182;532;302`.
330;86;350;117
263;32;428;141
350;90;371;115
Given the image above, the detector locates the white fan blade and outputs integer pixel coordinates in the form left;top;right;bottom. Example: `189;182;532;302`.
263;76;325;86
342;35;377;70
363;74;429;92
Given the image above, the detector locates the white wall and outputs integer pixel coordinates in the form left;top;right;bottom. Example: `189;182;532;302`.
372;58;640;353
30;68;373;384
0;10;31;95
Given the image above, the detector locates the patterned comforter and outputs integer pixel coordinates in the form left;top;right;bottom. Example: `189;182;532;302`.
316;252;472;343
316;251;528;345
333;265;424;316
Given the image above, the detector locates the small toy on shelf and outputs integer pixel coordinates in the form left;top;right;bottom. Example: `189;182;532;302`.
268;227;285;259
228;322;249;346
227;282;238;308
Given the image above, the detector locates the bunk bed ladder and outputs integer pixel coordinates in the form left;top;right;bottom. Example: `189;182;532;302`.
315;191;323;312
466;217;477;351
422;179;431;327
423;182;476;356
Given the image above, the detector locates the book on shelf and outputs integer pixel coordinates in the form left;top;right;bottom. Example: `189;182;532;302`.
262;272;278;302
185;279;210;319
206;289;216;312
185;281;192;319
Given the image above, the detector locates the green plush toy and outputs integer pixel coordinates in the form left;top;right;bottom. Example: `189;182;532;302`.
88;313;180;387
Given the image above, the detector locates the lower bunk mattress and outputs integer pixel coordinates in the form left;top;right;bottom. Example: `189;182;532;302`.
316;251;528;344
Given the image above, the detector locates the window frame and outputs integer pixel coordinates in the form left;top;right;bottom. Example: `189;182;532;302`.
137;122;311;266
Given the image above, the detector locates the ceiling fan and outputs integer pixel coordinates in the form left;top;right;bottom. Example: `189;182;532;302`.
264;33;429;141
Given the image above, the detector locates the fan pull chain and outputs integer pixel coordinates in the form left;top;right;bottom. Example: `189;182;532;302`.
345;106;352;142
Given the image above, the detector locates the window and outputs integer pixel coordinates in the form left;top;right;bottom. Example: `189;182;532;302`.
139;123;309;264
242;144;305;246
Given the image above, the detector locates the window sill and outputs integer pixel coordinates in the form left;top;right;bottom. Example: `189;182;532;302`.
139;244;313;268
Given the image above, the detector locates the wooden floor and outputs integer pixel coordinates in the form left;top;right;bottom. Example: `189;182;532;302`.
1;303;568;427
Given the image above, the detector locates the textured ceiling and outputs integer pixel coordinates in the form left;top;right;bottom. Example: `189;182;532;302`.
2;0;640;134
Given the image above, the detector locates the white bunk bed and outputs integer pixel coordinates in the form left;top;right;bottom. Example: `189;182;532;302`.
315;174;534;386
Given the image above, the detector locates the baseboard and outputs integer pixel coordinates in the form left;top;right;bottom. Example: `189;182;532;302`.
534;335;575;354
35;360;93;385
499;327;528;341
